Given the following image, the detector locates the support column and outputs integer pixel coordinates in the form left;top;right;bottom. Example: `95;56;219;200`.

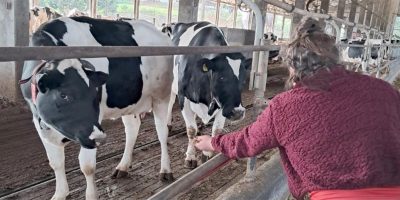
357;0;366;25
291;0;306;36
178;0;199;23
251;0;265;31
336;0;346;36
319;0;330;27
346;0;357;39
320;0;329;14
371;0;379;30
365;0;373;27
88;0;97;18
0;0;29;101
379;1;389;32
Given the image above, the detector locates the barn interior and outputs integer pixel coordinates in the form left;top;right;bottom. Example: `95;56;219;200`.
1;0;400;200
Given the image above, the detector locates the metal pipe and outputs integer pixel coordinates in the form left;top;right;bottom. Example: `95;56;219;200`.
361;29;371;73
237;0;265;179
237;0;264;91
147;154;231;200
0;45;280;62
325;19;340;44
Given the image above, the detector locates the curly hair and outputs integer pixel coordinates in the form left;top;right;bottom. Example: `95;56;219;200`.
282;17;340;90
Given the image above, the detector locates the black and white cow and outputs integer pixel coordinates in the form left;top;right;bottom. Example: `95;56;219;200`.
21;17;174;199
341;38;383;68
165;22;251;168
263;32;279;62
29;6;62;35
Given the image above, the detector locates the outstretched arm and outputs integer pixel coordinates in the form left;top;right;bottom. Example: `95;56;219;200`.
195;102;279;159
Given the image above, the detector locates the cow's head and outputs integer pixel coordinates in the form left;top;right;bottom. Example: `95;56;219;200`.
198;54;251;121
33;59;108;148
264;32;277;42
161;23;175;38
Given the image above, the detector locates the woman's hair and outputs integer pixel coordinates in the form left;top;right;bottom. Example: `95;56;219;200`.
282;17;340;90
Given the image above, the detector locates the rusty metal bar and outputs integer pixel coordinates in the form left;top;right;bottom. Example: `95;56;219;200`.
147;154;231;200
0;45;280;62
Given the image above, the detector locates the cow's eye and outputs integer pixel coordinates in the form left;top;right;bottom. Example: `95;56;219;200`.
60;93;69;101
220;77;224;80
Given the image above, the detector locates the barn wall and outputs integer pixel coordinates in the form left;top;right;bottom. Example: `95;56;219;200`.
0;0;29;102
221;27;255;58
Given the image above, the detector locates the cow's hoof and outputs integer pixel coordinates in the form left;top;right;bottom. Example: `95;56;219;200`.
184;159;197;169
167;125;172;133
111;169;129;179
159;172;174;183
51;194;68;200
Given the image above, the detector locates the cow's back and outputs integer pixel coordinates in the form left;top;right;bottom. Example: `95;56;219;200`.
25;17;173;117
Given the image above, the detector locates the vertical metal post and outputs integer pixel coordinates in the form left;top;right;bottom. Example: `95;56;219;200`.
361;29;371;73
346;0;357;39
216;0;221;25
290;0;305;36
134;0;140;19
167;0;173;23
237;0;266;179
233;0;237;28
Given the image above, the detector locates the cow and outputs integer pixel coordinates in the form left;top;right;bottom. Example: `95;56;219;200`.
29;6;62;35
341;38;384;70
164;22;251;169
20;17;174;199
264;32;277;43
67;8;89;17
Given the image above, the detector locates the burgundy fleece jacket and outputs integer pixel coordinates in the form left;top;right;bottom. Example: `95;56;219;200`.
211;67;400;199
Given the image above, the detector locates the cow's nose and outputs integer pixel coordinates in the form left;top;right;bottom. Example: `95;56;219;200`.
229;106;245;121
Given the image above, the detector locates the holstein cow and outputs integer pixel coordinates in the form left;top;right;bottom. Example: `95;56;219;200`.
29;6;62;35
21;17;174;199
341;38;383;69
165;22;251;168
263;32;280;62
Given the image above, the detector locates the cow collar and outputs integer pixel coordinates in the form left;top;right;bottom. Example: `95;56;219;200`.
19;60;48;104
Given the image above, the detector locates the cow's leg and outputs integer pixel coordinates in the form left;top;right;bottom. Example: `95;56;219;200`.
33;118;69;200
153;98;174;182
79;147;98;200
203;111;225;159
166;91;176;132
181;99;198;169
112;114;141;178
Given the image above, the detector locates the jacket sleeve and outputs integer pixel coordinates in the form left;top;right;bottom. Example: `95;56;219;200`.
211;101;279;159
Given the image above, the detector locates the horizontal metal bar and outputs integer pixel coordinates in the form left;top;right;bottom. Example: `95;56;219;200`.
215;153;289;200
0;45;281;62
148;154;231;200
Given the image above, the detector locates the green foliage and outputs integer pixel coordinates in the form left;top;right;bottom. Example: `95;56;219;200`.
39;0;88;15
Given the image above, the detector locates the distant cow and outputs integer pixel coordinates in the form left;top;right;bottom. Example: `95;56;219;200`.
341;38;384;69
263;32;279;61
67;8;89;17
29;6;61;35
264;32;277;42
21;17;174;199
165;22;251;168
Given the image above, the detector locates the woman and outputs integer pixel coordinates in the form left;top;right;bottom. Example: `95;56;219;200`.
194;17;400;200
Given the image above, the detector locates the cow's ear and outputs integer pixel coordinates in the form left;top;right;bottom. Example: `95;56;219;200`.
83;69;108;87
80;60;108;87
198;58;214;73
243;58;252;70
37;74;49;93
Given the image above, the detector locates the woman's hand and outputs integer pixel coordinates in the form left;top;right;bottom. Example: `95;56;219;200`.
194;135;215;152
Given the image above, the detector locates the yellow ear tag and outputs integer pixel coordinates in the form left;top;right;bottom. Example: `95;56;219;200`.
202;64;208;72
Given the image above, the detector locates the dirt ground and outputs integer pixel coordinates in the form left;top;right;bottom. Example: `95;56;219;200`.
0;65;288;199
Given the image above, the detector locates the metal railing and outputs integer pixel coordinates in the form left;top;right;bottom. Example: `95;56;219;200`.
0;45;280;62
